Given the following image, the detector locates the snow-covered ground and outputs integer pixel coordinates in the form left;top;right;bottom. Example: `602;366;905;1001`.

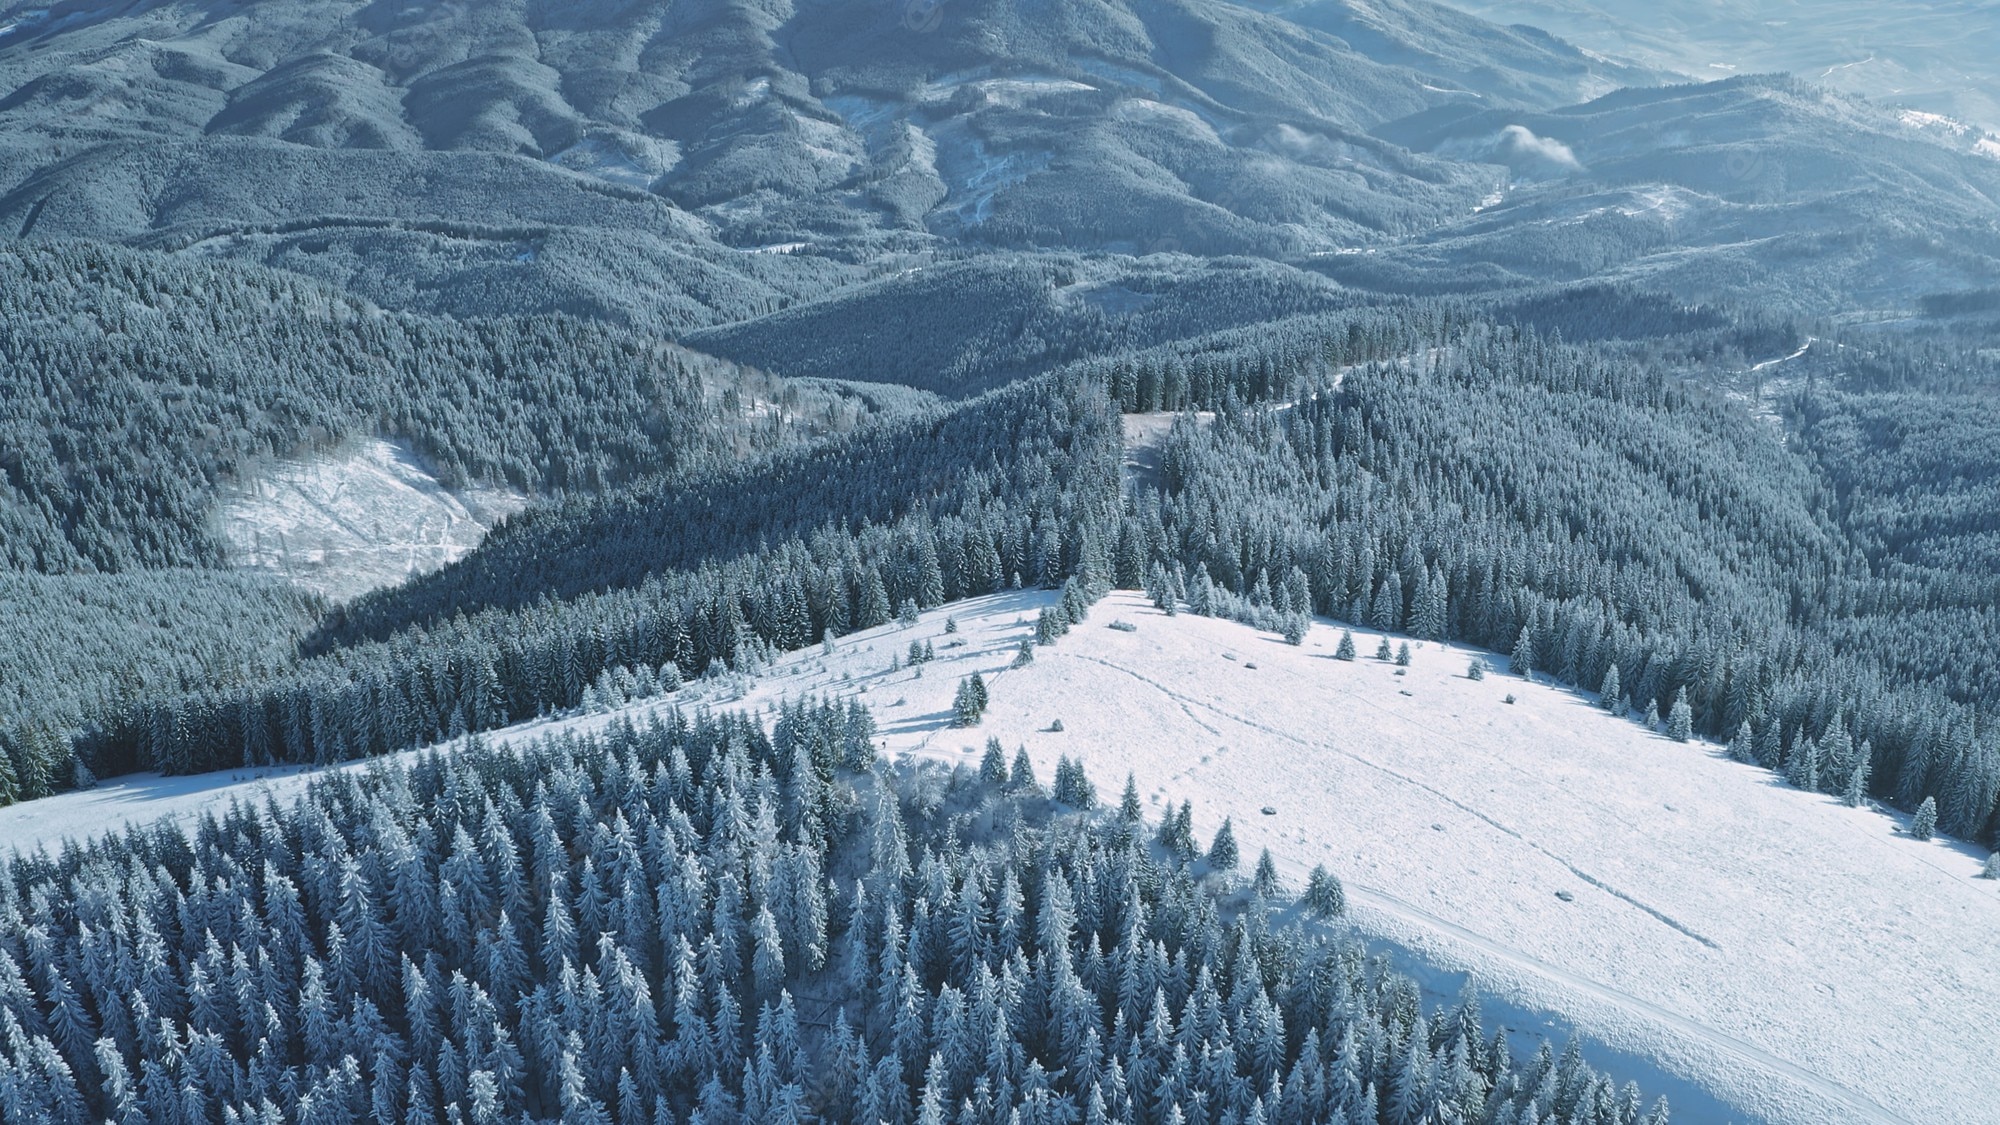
218;439;524;603
5;591;1993;1122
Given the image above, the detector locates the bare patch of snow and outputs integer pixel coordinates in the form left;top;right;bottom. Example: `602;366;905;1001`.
218;439;524;604
548;132;680;190
1115;98;1221;144
935;136;1052;226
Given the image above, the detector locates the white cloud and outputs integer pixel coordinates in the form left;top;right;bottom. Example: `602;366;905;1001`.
1496;124;1583;170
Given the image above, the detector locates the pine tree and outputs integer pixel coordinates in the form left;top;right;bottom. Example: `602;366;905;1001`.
1252;850;1281;898
1207;819;1239;872
1011;640;1035;668
1911;797;1938;841
1335;631;1357;661
1598;663;1621;710
1727;721;1753;763
1304;866;1347;919
1982;853;2000;880
1667;688;1693;743
1643;699;1661;731
1375;636;1394;661
1512;625;1537;680
980;738;1010;784
1395;642;1412;667
1010;747;1040;794
1843;757;1870;808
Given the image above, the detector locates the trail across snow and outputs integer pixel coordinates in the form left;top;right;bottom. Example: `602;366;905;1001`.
4;592;1994;1123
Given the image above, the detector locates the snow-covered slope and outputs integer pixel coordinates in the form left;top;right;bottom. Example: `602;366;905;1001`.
4;591;1993;1122
218;439;525;603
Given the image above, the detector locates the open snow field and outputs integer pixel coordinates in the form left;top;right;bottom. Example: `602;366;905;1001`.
3;591;1994;1122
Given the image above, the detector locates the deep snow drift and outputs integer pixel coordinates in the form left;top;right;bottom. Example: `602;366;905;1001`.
3;591;1993;1123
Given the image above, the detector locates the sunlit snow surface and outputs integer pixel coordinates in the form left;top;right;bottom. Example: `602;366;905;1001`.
3;592;1993;1123
218;439;524;604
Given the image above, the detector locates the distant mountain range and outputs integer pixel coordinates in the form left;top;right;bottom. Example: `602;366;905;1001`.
1;0;1994;359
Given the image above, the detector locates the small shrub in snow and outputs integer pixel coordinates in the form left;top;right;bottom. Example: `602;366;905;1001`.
1983;853;2000;879
944;616;959;634
1504;694;1517;705
1047;719;1064;732
1912;797;1938;841
1108;620;1138;633
1467;658;1487;681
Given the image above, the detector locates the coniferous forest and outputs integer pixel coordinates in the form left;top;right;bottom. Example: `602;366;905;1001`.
0;705;1671;1125
2;0;1999;1119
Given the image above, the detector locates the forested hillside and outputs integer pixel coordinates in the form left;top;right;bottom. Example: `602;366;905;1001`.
1122;324;2000;840
0;0;1996;1120
0;242;880;575
14;378;1118;788
0;701;1670;1124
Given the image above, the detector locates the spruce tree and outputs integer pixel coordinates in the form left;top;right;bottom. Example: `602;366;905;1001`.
1512;626;1537;680
1643;699;1661;731
1667;688;1693;743
1207;818;1239;872
980;738;1010;784
1598;664;1621;710
1843;757;1870;809
1467;658;1486;681
1728;721;1753;763
1395;642;1412;667
1336;631;1357;661
1283;615;1307;646
953;679;982;728
1253;849;1282;897
1010;747;1040;794
1304;866;1347;919
1375;636;1394;661
1982;853;2000;880
1911;797;1938;841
